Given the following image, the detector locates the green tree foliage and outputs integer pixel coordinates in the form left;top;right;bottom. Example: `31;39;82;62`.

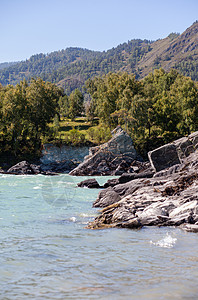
85;72;142;126
58;94;69;117
174;56;198;82
68;89;84;121
26;78;63;140
0;78;63;157
1;68;198;159
87;124;112;144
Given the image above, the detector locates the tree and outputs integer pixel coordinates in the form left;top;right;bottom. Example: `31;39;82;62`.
170;75;198;134
0;80;28;154
85;72;141;126
68;89;84;121
59;94;69;117
26;78;63;142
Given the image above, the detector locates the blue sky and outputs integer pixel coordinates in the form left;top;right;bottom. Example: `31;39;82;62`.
1;0;198;63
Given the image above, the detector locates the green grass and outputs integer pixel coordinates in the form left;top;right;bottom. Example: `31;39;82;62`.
59;117;92;135
46;116;112;146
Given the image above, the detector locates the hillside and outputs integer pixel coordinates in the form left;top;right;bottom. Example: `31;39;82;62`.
137;21;198;79
0;40;152;93
0;22;198;92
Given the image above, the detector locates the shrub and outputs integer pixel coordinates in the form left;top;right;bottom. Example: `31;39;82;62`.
87;124;112;144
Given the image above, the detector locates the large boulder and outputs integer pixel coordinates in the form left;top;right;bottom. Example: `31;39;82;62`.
69;126;137;176
88;132;198;231
148;131;198;172
148;143;181;172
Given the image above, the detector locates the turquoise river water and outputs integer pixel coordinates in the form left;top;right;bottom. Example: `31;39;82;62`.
1;174;198;300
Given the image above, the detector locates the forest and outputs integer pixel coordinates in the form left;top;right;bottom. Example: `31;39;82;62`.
1;68;198;162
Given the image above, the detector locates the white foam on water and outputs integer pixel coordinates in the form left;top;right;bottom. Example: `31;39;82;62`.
33;186;41;189
79;213;97;218
150;233;177;248
69;217;77;222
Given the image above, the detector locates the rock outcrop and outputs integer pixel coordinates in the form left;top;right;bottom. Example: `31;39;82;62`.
70;126;138;176
7;161;40;175
88;132;198;233
40;144;89;173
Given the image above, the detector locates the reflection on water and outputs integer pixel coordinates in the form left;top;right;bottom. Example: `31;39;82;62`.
0;174;198;299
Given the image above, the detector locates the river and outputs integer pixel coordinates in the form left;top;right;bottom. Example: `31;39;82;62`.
0;174;198;299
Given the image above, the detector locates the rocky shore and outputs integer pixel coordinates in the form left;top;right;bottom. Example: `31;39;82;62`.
85;131;198;233
2;126;198;233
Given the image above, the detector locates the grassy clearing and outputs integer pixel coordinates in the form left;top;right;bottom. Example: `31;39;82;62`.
46;117;111;146
58;117;95;140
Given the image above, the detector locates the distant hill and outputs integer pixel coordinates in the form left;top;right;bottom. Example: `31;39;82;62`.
0;21;198;93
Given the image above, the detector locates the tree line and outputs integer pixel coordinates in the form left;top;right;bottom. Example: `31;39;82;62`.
1;68;198;159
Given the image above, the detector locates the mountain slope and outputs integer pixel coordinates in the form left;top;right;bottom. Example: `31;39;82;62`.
137;21;198;79
0;40;152;93
0;21;197;92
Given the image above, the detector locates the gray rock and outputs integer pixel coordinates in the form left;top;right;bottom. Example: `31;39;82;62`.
103;178;119;188
7;161;36;175
41;160;77;173
77;178;101;189
93;188;121;207
148;143;181;172
153;164;183;178
148;131;198;173
6;161;58;175
189;131;198;148
174;137;193;159
70;126;137;176
180;224;198;232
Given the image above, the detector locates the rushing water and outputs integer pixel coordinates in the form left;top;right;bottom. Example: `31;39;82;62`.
1;174;198;300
